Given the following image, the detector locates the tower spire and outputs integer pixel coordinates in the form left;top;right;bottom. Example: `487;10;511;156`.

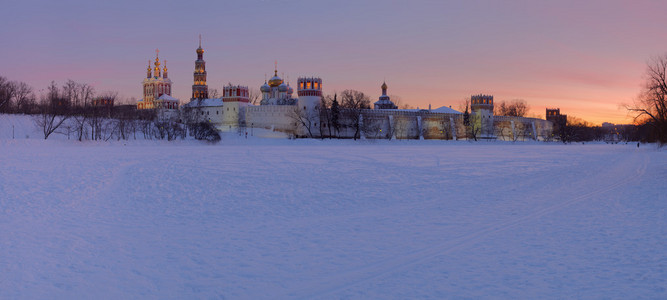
274;60;278;76
154;49;161;78
192;37;208;100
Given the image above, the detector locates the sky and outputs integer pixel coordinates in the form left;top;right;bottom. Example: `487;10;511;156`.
2;0;666;125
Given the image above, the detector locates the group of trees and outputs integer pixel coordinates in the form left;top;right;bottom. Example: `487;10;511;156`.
312;90;371;140
549;54;667;145
289;89;371;140
0;76;37;114
626;55;667;145
0;77;212;142
495;99;529;117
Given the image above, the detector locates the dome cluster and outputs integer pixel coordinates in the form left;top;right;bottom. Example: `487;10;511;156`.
259;66;298;105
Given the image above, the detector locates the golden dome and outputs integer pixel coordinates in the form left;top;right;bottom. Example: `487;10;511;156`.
268;76;283;87
381;81;387;90
196;47;204;54
268;70;282;87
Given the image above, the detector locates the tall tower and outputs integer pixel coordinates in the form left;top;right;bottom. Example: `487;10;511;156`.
470;94;495;138
546;108;567;135
297;77;322;136
221;84;250;131
191;35;209;101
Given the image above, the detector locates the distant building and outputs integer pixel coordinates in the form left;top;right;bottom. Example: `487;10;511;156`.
545;108;567;140
137;49;179;110
546;108;567;129
374;81;397;109
139;39;556;141
191;35;209;101
91;97;114;108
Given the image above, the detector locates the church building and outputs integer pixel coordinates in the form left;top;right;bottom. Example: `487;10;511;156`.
260;63;297;105
374;81;398;109
137;49;179;110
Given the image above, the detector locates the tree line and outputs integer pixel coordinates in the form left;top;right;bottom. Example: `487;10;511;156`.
0;77;220;142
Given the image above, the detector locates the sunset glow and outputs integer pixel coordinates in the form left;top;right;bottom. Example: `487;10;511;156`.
2;0;666;125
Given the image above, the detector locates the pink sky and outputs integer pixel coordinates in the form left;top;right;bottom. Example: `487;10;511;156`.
2;0;666;125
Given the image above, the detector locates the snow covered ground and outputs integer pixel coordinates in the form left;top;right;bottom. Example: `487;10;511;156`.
1;116;666;299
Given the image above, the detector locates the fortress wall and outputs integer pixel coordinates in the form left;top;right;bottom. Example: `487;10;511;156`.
246;105;297;134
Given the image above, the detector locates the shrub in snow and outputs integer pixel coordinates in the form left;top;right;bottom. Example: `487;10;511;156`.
192;122;221;143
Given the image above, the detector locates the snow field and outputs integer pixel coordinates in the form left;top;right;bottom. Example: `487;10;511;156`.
0;135;665;298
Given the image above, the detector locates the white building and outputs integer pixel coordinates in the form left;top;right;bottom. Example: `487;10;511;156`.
247;71;323;137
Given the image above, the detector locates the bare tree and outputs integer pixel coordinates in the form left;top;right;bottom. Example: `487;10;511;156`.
495;119;514;141
14;82;35;114
34;82;71;139
209;88;220;98
461;99;481;141
626;55;667;145
87;93;114;141
248;87;261;105
69;82;97;141
0;77;16;113
319;95;332;138
288;104;319;138
330;94;341;137
390;94;414;109
495;99;529;117
341;89;370;140
361;114;384;139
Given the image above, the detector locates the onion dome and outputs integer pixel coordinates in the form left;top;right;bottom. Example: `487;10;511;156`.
287;84;294;95
278;82;288;92
268;74;283;87
260;81;270;92
381;81;387;90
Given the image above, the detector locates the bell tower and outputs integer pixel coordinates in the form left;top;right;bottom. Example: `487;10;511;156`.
191;34;209;101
